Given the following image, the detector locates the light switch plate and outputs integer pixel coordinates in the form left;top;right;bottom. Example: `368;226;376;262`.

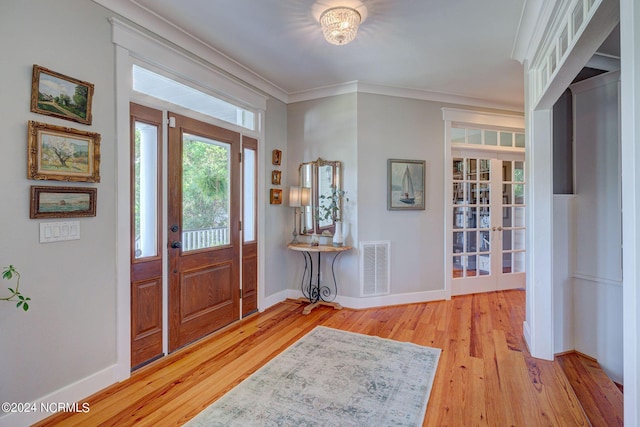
40;221;80;243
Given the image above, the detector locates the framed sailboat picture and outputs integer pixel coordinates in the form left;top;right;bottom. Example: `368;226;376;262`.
387;159;426;210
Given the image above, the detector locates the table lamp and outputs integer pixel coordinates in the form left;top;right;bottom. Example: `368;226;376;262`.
289;186;310;244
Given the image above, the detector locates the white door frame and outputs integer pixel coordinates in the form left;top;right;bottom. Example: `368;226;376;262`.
442;108;525;300
113;18;267;379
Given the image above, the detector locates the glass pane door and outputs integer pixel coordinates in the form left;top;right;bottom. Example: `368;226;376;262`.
501;160;526;275
452;157;491;278
451;155;526;295
181;133;231;251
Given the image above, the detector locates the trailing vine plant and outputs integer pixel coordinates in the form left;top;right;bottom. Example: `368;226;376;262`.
2;265;30;311
318;186;347;223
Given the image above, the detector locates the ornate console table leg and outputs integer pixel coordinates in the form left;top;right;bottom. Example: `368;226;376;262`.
288;244;352;315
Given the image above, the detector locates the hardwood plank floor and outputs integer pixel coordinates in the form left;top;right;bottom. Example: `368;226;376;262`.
35;290;590;426
557;352;624;426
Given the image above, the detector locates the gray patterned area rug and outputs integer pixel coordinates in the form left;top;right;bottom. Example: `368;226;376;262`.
185;326;441;427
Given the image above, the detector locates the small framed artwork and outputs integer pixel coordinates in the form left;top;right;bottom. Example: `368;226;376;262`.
31;65;94;125
272;149;282;165
28;120;101;182
271;170;282;185
270;188;283;204
30;186;97;219
387;159;426;210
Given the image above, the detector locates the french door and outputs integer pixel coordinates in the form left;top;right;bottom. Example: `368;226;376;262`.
167;113;241;351
451;152;525;295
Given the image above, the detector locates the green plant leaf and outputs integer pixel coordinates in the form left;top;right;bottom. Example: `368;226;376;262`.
8;288;15;294
22;302;29;311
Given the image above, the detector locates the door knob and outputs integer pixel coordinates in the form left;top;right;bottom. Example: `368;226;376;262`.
170;224;179;232
170;241;182;249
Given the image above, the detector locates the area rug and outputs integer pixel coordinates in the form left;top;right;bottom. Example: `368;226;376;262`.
185;326;441;427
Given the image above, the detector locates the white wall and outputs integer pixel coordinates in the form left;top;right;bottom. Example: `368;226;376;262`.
570;72;623;382
0;1;290;425
620;0;640;421
357;94;445;296
0;0;118;423
553;195;575;353
263;98;290;301
286;94;359;297
286;93;508;305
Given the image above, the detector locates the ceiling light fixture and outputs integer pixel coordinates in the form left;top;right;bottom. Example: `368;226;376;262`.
319;6;361;46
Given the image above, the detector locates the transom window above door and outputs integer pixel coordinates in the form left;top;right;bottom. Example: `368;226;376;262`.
132;65;256;131
451;126;525;149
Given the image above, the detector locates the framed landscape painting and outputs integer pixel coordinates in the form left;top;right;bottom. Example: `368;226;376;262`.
28;121;101;182
30;186;97;219
387;159;426;210
31;65;94;125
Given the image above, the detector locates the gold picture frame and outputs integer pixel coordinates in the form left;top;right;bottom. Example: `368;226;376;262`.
30;186;97;219
28;121;101;182
272;149;282;165
271;170;282;185
30;65;94;125
270;188;283;204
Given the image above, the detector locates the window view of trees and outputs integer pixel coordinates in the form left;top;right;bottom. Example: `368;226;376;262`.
133;129;230;255
182;135;230;232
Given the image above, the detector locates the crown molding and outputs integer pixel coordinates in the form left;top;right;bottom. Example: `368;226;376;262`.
92;0;289;103
512;0;560;64
586;52;621;71
93;0;523;112
569;69;620;94
289;81;524;112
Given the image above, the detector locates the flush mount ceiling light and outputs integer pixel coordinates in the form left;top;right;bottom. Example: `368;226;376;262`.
319;6;361;45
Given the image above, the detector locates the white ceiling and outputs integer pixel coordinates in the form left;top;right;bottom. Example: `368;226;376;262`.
122;0;527;110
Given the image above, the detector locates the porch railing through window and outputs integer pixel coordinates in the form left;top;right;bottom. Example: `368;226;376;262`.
135;226;229;255
182;227;229;251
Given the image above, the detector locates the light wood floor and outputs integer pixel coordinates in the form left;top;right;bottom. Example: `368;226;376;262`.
36;290;590;426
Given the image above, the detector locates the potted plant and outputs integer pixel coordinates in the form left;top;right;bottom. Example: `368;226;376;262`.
2;265;30;311
318;187;346;246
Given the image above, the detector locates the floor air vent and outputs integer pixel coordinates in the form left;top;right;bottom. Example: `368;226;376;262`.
360;241;390;296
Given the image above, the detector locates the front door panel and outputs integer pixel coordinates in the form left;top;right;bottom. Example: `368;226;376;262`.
168;113;240;351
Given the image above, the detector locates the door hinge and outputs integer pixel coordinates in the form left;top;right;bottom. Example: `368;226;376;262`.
239;289;243;299
239;152;242;163
239;220;242;231
167;116;176;128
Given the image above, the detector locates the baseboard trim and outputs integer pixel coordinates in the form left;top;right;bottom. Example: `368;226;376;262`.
284;289;447;310
555;349;598;362
523;320;532;353
0;364;121;427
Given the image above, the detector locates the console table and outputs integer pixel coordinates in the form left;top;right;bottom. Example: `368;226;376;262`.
287;243;352;314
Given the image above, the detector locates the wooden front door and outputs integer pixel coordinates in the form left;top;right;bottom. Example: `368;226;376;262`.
168;113;241;351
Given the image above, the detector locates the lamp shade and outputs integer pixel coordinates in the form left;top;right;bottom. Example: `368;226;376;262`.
289;186;302;207
300;187;311;206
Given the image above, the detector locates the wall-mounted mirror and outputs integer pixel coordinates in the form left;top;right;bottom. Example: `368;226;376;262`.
299;158;342;236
